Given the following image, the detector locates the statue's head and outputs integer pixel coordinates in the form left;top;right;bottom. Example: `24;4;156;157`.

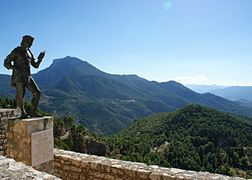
21;35;34;48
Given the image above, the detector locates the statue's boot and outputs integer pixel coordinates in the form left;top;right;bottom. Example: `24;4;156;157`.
20;112;28;119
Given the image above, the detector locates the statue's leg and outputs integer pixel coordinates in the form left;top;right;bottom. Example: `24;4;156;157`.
16;83;26;117
26;77;41;117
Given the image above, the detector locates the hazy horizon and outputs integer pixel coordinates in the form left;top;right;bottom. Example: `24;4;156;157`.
1;0;252;86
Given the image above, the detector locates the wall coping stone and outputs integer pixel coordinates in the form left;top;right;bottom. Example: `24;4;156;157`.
0;108;15;112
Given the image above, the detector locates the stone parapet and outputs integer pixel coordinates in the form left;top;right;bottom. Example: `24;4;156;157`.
0;155;60;179
53;149;245;180
0;108;19;156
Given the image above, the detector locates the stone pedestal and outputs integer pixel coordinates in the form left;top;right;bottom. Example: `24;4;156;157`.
7;116;54;167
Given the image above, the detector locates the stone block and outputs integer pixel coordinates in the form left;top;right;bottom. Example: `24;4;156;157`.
71;157;82;166
7;116;54;167
70;166;82;173
149;172;162;180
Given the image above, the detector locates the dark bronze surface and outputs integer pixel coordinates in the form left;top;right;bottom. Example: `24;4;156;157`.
4;35;46;117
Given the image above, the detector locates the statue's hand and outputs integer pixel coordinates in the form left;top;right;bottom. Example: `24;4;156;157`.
38;50;46;61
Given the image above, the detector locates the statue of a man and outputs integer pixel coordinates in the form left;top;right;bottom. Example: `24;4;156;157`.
4;35;46;118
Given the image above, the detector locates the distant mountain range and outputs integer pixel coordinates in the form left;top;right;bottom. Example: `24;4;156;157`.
187;84;252;102
1;56;252;134
211;86;252;101
186;84;226;94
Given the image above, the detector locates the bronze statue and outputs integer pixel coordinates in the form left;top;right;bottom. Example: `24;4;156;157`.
4;35;46;118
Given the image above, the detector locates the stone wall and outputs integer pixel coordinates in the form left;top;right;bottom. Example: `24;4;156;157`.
0;155;60;179
53;149;245;180
0;109;18;156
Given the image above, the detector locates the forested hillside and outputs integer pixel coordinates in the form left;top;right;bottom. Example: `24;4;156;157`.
106;105;252;178
1;97;251;178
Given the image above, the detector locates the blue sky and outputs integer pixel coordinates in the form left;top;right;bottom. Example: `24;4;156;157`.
1;0;252;86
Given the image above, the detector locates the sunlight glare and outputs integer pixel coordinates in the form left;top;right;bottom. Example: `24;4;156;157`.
163;0;172;11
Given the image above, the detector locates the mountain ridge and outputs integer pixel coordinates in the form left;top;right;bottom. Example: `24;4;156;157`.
1;56;252;134
187;84;252;102
210;86;252;101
